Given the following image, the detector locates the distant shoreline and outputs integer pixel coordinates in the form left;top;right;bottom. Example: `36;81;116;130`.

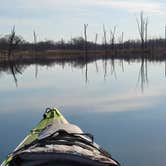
0;48;166;64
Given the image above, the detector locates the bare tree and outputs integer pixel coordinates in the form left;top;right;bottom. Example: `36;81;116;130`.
33;30;38;78
136;11;149;49
33;30;37;50
83;24;88;83
8;26;21;57
84;24;88;59
94;33;98;49
7;26;22;86
145;19;148;47
103;24;107;53
121;32;124;49
110;26;117;49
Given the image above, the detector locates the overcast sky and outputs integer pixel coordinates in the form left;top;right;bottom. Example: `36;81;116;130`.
0;0;166;42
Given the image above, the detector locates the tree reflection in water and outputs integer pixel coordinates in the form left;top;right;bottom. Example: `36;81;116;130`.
0;55;165;91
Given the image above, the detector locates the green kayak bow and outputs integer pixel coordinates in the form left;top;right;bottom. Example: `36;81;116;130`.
1;108;120;166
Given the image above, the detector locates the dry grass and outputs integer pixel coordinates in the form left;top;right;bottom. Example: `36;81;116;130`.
0;48;166;63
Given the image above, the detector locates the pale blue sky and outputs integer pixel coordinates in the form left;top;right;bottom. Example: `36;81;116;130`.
0;0;166;42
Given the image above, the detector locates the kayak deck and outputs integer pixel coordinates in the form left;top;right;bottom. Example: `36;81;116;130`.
1;108;67;166
16;108;68;150
1;108;120;166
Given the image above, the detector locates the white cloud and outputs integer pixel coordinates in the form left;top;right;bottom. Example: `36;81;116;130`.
1;0;165;14
93;0;165;14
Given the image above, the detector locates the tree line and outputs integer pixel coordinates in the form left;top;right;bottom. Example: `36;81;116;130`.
0;12;166;53
1;33;166;52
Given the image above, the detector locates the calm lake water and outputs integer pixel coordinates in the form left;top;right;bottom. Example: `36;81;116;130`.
0;59;166;166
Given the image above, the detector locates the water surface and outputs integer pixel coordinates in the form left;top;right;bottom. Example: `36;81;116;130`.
0;59;166;166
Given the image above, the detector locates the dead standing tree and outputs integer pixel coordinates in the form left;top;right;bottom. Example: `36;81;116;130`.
110;26;117;50
7;26;22;86
145;19;148;48
103;24;107;53
8;26;21;57
136;11;149;49
94;33;98;50
33;30;38;78
121;32;124;49
83;24;88;82
84;24;88;61
33;30;37;53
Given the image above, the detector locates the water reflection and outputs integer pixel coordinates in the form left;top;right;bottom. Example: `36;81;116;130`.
0;56;166;91
138;58;148;91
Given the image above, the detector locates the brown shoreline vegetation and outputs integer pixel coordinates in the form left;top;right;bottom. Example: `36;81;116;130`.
1;47;166;64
